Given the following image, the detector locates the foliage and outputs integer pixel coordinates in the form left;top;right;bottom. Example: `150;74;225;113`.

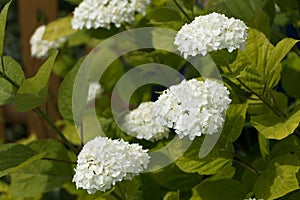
1;0;300;199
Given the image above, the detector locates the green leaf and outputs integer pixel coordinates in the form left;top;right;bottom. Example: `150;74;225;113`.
163;191;180;200
266;38;299;88
251;108;300;140
0;143;44;178
64;0;82;5
0;56;25;105
0;0;11;55
58;58;83;123
221;103;248;143
209;49;238;66
205;166;235;182
206;0;272;36
282;52;300;99
229;29;298;95
190;179;247;200
149;7;182;22
270;135;300;159
14;50;58;112
43;16;76;41
258;133;270;159
10;139;74;198
175;137;233;175
183;0;194;11
253;160;300;199
152;164;202;191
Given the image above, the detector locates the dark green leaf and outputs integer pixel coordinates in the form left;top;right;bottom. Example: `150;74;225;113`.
0;0;11;55
0;143;44;177
221;103;248;143
152;164;202;191
10;139;74;198
183;0;194;11
149;7;182;22
0;56;25;105
58;58;83;123
191;179;247;200
258;133;270;159
14;50;58;112
282;52;300;99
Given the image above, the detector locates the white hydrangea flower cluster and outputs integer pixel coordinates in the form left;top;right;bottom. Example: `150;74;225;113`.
87;82;103;102
123;102;169;141
71;0;150;30
174;12;248;58
72;136;150;194
30;25;66;59
153;79;231;140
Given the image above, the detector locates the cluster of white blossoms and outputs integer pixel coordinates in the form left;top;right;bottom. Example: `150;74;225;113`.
30;25;66;59
153;79;231;140
123;102;169;141
87;82;103;103
71;0;150;30
72;136;150;194
174;12;248;58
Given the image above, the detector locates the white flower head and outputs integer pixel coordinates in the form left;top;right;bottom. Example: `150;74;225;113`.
71;0;151;30
87;82;103;102
72;136;150;194
123;101;169;141
30;25;66;59
153;79;231;140
174;12;248;58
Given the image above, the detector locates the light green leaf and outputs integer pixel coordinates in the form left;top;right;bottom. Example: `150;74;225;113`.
0;143;44;178
253;162;300;200
0;0;11;55
191;179;247;200
229;29;298;95
43;16;76;41
163;191;180;200
0;56;25;105
205;166;235;182
14;50;58;112
251;108;300;140
10;139;74;198
221;103;248;143
58;58;83;123
266;38;299;88
258;133;270;159
175;137;233;175
282;52;300;99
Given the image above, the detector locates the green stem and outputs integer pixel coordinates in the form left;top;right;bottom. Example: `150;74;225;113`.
173;0;192;22
1;56;5;74
0;61;78;155
34;108;78;155
232;157;260;174
225;64;286;118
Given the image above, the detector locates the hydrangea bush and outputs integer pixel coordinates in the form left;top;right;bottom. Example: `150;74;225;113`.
1;0;300;200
